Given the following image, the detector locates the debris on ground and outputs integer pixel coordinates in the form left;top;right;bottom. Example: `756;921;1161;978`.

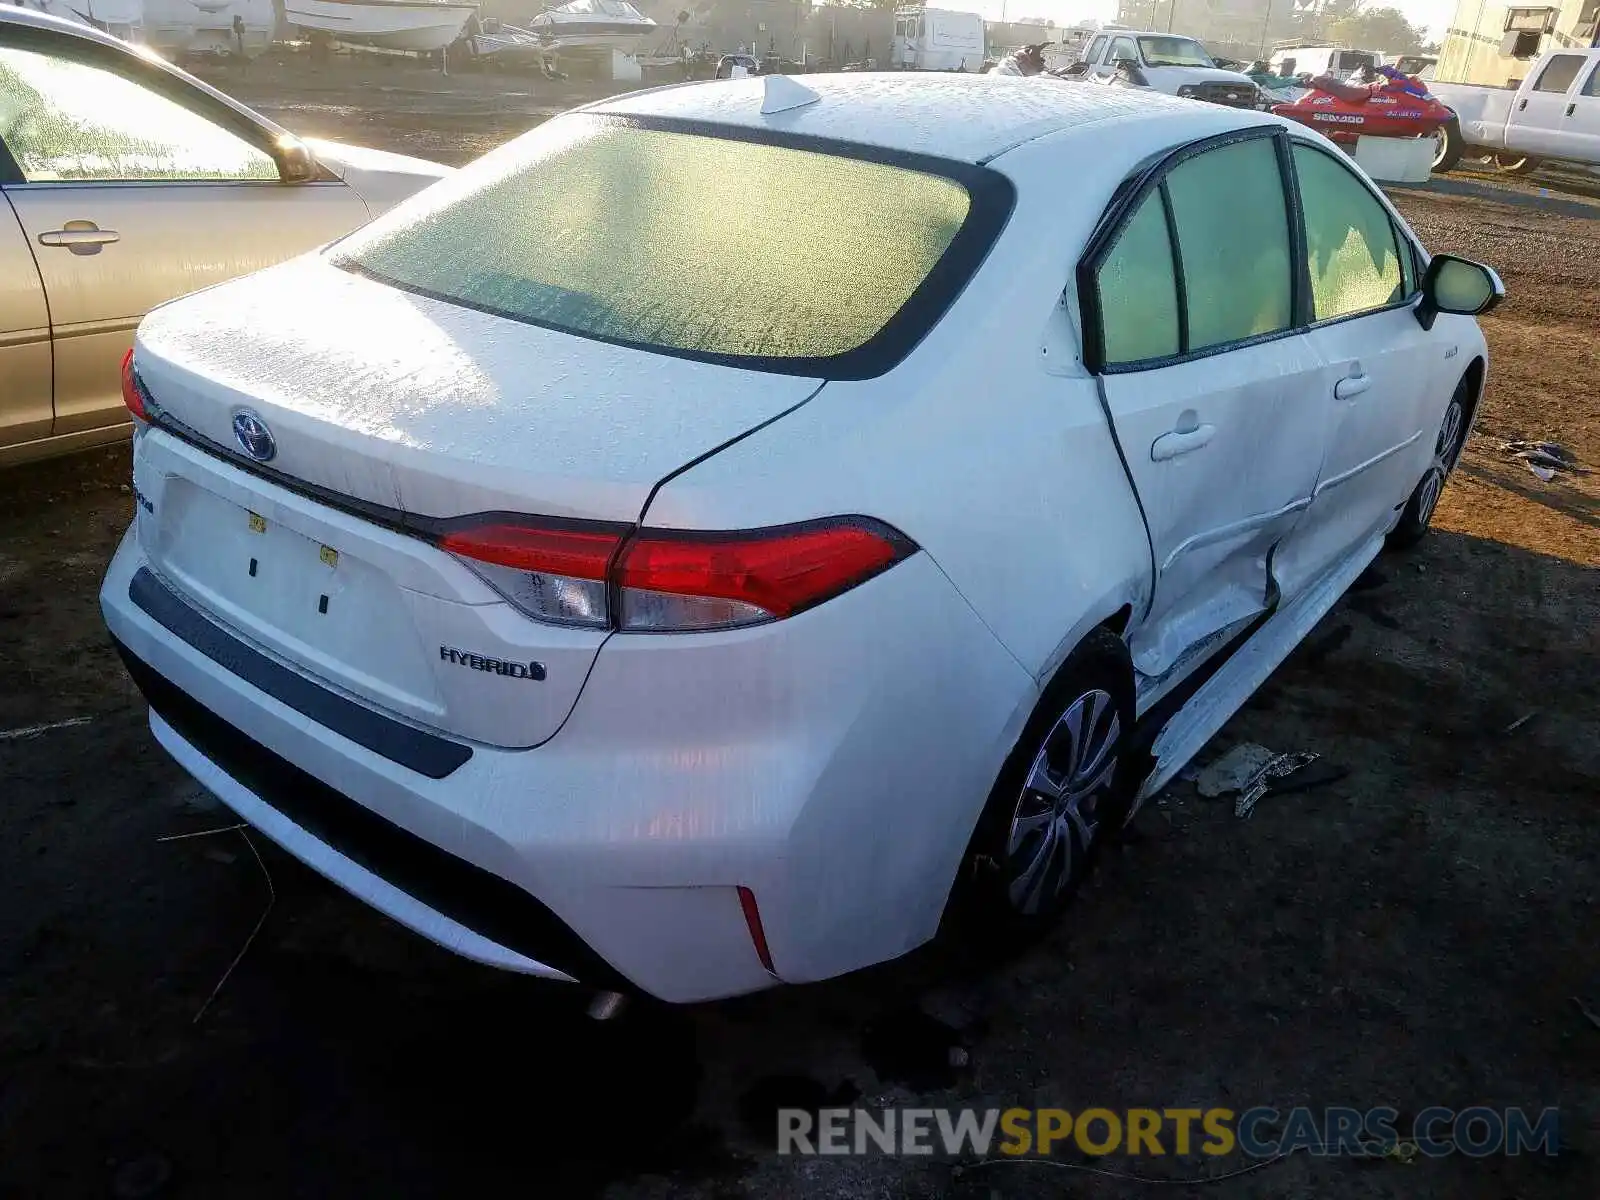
1210;752;1350;819
1500;440;1587;481
1503;710;1540;735
1236;752;1322;818
0;716;92;741
1195;744;1280;798
1194;742;1353;817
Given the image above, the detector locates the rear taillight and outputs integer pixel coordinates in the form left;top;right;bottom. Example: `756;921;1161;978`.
121;348;150;422
438;515;915;633
438;520;624;629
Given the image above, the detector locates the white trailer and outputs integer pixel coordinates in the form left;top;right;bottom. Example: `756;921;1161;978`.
891;6;984;72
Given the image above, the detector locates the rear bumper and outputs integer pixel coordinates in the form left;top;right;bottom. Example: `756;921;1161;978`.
101;523;1034;1002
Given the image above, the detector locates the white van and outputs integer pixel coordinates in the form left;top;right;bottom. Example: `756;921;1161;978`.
892;5;985;72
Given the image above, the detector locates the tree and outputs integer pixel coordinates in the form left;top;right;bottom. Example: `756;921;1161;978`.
1325;6;1429;53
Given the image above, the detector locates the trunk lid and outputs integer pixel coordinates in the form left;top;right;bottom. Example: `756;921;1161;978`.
130;256;821;749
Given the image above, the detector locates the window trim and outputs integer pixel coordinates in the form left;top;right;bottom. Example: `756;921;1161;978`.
1078;125;1303;375
336;113;1018;383
1531;53;1586;94
1289;139;1422;333
0;23;330;186
1079;126;1429;375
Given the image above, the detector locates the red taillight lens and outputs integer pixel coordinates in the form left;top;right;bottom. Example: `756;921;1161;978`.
438;522;621;578
120;348;149;421
615;518;913;630
436;515;915;633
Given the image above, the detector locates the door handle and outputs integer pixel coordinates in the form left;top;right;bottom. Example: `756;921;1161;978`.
1567;102;1577;117
1517;97;1527;111
1150;424;1215;461
1334;373;1372;401
38;221;120;256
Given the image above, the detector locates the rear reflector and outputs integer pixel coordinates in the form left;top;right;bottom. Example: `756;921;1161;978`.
737;885;776;976
438;515;915;633
121;349;150;422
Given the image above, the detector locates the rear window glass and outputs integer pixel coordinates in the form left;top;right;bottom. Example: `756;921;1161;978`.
333;116;1001;376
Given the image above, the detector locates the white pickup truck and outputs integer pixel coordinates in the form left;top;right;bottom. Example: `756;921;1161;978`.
1431;47;1600;174
1071;30;1260;109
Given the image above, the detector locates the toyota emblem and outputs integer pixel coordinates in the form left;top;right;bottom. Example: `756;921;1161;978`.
232;409;277;463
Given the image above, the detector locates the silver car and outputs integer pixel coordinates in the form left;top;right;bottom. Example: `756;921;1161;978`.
0;8;450;466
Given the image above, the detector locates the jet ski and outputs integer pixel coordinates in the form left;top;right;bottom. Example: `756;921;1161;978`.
1272;65;1452;145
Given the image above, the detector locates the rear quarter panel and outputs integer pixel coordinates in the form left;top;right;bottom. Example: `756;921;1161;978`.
1430;82;1515;148
637;119;1197;687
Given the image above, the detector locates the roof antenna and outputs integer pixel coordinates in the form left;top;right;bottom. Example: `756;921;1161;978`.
761;74;822;116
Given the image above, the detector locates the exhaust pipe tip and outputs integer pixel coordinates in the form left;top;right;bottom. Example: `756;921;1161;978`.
587;990;628;1021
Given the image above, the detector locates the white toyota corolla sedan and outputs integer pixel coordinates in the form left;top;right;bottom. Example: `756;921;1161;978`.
101;73;1502;1004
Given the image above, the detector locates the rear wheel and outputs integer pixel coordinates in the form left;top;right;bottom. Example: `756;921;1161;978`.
1431;119;1463;173
1492;150;1539;175
951;630;1135;943
1389;377;1470;549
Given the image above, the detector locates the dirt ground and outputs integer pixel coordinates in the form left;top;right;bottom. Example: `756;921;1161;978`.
1;61;1597;1199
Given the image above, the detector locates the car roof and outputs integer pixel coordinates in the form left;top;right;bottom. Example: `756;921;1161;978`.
585;72;1273;164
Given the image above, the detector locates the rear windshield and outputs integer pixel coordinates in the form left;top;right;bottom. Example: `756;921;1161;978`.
333;115;1010;378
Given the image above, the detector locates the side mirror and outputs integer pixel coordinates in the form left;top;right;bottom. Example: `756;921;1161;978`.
1415;254;1504;330
274;133;319;183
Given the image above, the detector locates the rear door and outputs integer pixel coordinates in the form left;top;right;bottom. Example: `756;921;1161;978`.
0;195;50;450
1086;129;1331;679
0;24;367;440
1511;53;1590;157
1560;57;1600;162
1288;139;1441;571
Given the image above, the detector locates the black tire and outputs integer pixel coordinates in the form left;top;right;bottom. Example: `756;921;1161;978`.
1492;150;1540;176
948;629;1136;945
1432;118;1463;173
1389;374;1471;550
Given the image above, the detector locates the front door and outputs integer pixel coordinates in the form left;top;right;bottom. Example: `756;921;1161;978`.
1288;141;1442;572
0;196;50;449
1512;53;1590;158
0;28;367;439
1087;132;1330;679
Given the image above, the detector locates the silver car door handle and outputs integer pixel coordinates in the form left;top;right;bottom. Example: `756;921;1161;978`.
1334;373;1372;401
1150;424;1215;461
38;224;120;254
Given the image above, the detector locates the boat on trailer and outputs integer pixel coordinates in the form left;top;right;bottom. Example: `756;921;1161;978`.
527;0;653;51
285;0;478;53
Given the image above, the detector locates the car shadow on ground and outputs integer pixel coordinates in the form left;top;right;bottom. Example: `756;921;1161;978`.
2;472;1597;1198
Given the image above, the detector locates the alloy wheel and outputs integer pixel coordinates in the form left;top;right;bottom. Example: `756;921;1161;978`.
1004;688;1121;915
1416;395;1466;528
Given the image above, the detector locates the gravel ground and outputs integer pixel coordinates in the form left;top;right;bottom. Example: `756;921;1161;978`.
1;63;1596;1200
